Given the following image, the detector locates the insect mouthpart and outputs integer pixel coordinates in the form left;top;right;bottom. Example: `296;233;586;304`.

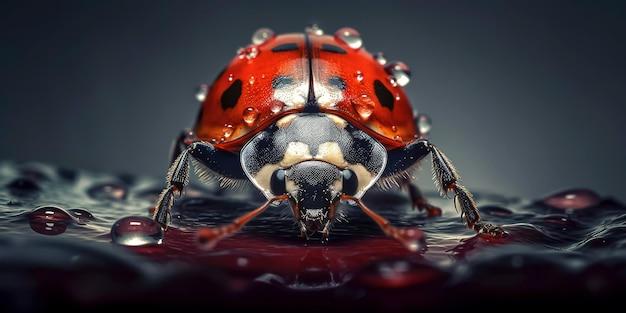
299;207;331;235
283;161;339;238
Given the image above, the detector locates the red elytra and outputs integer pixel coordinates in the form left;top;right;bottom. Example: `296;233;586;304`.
194;30;417;152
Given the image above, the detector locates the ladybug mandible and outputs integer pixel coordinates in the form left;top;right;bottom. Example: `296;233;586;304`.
153;25;507;249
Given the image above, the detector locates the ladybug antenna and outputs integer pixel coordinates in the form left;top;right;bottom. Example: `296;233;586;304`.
340;194;426;252
196;195;288;249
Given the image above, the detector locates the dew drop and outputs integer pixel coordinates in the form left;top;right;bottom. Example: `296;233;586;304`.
245;45;258;59
110;216;163;246
87;182;127;201
334;27;362;49
29;205;73;222
67;208;94;224
251;27;275;45
353;95;375;119
183;129;197;145
222;124;234;138
270;100;284;113
195;84;209;102
394;135;403;142
17;163;51;181
249;75;255;85
541;188;602;210
6;177;41;195
393;227;426;252
28;205;73;235
242;106;259;125
354;70;364;82
228;73;234;82
374;52;387;65
385;62;411;87
416;114;432;135
237;47;245;59
479;205;513;217
391;125;398;133
306;24;324;35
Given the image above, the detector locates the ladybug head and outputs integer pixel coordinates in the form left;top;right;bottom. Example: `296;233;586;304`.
240;114;388;238
269;160;362;235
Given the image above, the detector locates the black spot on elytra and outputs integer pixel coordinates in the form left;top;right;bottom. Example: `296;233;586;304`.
221;79;242;110
272;75;293;89
328;76;346;90
321;44;347;54
272;43;299;52
374;80;394;110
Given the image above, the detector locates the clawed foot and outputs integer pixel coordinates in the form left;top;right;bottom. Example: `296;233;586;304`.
473;222;508;238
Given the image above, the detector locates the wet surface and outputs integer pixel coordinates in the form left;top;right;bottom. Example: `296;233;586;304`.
1;160;625;312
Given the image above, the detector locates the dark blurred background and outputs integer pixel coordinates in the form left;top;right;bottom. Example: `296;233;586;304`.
1;0;624;203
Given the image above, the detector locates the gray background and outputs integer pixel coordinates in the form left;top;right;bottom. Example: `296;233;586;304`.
1;0;625;203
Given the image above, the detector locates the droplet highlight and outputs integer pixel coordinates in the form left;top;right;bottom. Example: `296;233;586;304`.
334;27;362;49
541;188;602;210
252;27;275;45
87;182;127;201
242;106;259;125
374;52;387;65
195;84;209;102
354;71;364;82
306;24;324;35
270;100;284;114
222;124;234;138
385;62;411;87
28;205;74;235
111;216;164;246
353;95;375;119
416;114;432;135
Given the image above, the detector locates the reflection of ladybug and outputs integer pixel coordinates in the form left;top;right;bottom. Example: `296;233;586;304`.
153;25;506;249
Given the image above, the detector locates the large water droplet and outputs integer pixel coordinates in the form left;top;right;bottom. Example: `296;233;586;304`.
29;205;73;222
7;177;41;195
385;61;411;87
353;95;375;119
252;27;275;45
416;114;432;135
110;216;163;246
195;84;209;102
541;188;602;210
334;27;362;49
242;106;259;125
87;182;127;201
479;205;513;217
28;205;73;235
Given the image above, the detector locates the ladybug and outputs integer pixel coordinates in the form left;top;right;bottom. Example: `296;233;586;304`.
153;25;507;249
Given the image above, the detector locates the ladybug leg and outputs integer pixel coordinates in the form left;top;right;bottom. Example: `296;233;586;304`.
385;140;506;238
385;141;442;216
402;177;442;217
153;141;246;230
426;141;507;238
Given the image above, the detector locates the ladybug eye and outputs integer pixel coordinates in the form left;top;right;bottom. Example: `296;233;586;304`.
270;169;287;195
342;169;359;196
